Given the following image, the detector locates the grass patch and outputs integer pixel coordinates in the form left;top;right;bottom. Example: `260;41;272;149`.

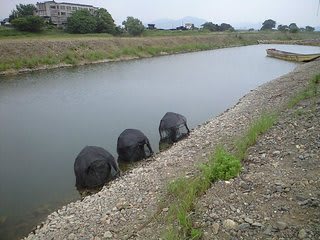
202;146;241;182
288;74;320;108
165;177;208;239
235;113;277;160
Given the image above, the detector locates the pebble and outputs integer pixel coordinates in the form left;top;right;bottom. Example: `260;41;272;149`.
263;225;273;236
223;219;238;230
276;221;287;230
298;229;307;239
244;217;254;224
103;231;113;239
212;222;219;234
238;223;250;230
252;222;264;228
68;233;76;240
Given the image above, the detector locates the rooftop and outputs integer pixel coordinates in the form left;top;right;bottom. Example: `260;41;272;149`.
38;1;95;8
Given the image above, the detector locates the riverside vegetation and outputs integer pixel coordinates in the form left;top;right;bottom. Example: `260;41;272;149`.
1;30;320;75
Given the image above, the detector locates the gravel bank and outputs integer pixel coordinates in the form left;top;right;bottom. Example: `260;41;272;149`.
24;59;320;240
193;76;320;239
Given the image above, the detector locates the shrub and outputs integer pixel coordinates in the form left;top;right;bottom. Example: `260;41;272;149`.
203;146;241;182
11;16;45;32
122;16;145;36
66;9;97;34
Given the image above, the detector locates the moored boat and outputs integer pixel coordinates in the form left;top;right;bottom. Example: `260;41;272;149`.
266;48;320;62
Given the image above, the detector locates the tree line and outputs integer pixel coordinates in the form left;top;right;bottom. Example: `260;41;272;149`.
5;4;316;35
261;19;315;33
7;3;145;36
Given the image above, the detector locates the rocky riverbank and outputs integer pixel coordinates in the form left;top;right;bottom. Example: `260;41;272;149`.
24;59;320;240
193;82;320;239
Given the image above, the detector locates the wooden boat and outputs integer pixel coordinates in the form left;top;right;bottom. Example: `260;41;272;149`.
266;48;320;62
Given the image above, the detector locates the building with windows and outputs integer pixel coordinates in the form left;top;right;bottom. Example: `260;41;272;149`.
36;1;98;27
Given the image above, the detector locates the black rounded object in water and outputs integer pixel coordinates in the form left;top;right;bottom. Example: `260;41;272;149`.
117;129;153;162
74;146;120;189
159;112;190;144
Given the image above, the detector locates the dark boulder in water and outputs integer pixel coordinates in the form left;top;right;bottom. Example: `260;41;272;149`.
159;112;190;148
74;146;120;189
117;129;153;162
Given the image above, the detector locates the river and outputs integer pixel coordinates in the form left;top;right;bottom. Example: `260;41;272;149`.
0;44;319;239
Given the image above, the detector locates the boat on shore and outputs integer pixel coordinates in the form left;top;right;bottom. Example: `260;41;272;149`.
266;48;320;62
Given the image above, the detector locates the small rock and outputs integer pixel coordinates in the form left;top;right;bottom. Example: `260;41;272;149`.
212;223;219;234
298;229;307;239
252;222;264;228
162;208;169;212
273;150;281;156
68;233;76;240
103;231;113;239
244;217;254;224
238;223;250;230
230;205;236;211
209;213;218;219
223;219;238;230
264;225;273;236
275;186;284;193
240;181;250;190
276;221;287;230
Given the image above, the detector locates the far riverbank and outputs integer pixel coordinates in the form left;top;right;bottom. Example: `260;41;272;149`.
1;31;320;76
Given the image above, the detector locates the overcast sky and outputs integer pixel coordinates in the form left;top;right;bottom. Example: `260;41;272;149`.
1;0;319;27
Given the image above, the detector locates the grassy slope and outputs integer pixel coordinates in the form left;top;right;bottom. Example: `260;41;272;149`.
0;30;319;74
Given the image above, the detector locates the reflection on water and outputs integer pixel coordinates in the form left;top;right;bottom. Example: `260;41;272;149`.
1;44;319;239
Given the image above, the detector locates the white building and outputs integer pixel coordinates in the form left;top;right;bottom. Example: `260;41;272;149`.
36;1;98;27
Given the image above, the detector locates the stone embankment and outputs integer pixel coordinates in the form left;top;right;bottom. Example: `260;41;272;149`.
24;59;320;240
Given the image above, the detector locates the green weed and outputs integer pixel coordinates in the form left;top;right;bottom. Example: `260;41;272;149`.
62;51;78;65
202;146;241;182
288;74;320;108
235;113;277;160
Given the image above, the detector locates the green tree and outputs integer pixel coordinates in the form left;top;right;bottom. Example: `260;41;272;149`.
220;23;234;31
9;4;36;21
289;23;299;33
94;8;116;34
66;9;97;34
261;19;276;30
305;26;315;32
201;22;219;31
11;15;44;32
277;24;289;32
122;16;145;36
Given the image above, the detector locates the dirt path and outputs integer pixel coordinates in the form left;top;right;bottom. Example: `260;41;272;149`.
24;60;320;240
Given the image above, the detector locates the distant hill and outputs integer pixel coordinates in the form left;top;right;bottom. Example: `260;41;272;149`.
147;17;263;30
148;16;207;29
232;22;262;30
